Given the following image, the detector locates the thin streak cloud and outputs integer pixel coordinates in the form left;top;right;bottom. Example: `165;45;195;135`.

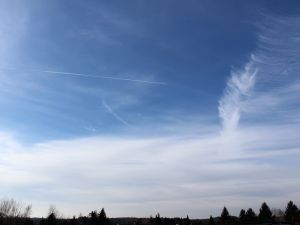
1;68;168;85
102;99;130;126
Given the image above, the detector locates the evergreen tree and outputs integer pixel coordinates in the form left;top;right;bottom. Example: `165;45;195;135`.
99;208;109;225
258;202;272;222
284;201;298;225
221;207;230;221
150;215;154;223
184;215;191;225
89;210;98;225
208;216;215;225
154;213;162;225
245;208;256;223
239;209;246;224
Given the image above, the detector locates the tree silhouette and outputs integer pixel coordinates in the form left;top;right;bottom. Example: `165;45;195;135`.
154;213;162;225
70;216;79;225
221;207;230;220
89;211;98;225
184;215;191;225
48;205;59;219
0;198;32;218
3;199;300;225
99;208;109;225
45;213;57;225
245;208;256;223
208;216;215;225
284;201;298;225
239;209;246;224
258;202;272;222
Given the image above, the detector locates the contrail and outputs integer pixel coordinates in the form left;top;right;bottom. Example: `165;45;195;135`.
40;70;167;85
102;99;130;126
2;67;167;85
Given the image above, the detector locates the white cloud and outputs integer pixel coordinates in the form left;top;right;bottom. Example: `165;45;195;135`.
0;120;299;218
218;62;256;135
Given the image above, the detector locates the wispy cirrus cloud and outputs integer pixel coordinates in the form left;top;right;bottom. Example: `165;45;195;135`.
218;62;256;135
219;14;300;133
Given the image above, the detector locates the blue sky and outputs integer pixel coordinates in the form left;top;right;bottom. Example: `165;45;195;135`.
0;0;300;218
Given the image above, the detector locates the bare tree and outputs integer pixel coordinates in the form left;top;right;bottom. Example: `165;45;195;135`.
0;198;32;218
48;205;63;218
48;205;58;217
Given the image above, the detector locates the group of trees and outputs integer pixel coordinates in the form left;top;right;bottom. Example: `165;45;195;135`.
0;199;299;225
87;208;110;225
147;201;300;225
149;213;191;225
207;201;300;225
40;208;109;225
146;201;300;225
0;198;33;225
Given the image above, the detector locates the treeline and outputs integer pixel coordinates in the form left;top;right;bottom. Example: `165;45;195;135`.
0;199;299;225
208;201;300;225
147;201;300;225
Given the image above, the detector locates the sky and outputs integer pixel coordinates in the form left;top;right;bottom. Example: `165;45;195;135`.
0;0;300;219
